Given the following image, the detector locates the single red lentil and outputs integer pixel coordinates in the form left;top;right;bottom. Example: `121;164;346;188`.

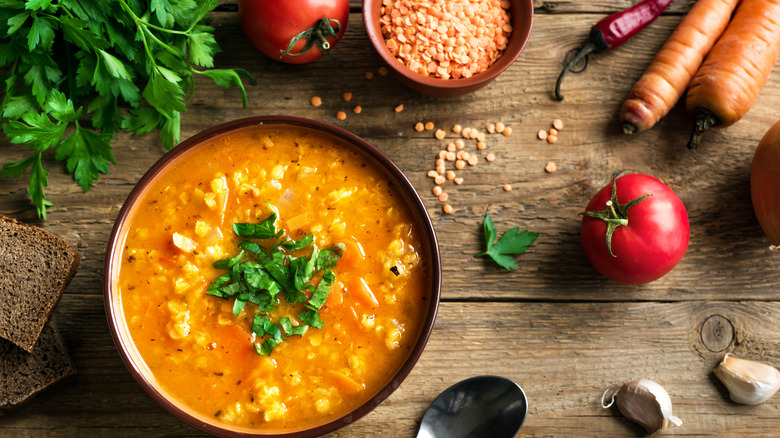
353;106;363;114
446;170;456;180
502;127;512;136
467;155;478;166
503;184;512;192
454;177;464;185
310;96;322;107
537;129;548;140
438;192;449;202
343;92;352;101
443;204;454;214
455;160;466;170
435;175;446;184
452;124;462;133
366;71;374;79
435;129;446;139
336;110;347;120
378;66;389;76
553;119;564;130
432;186;443;196
425;121;435;130
415;122;425;132
545;161;557;173
446;151;456;161
394;104;404;112
477;141;486;150
486;152;496;162
427;170;438;178
549;128;558;136
547;135;558;144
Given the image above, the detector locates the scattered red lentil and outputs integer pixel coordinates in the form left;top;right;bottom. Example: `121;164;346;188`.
549;128;558;136
425;121;435;130
436;164;445;174
502;126;512;136
537;129;548;140
432;186;443;196
467;155;478;166
446;151;456;161
435;175;446;184
446;170;456;180
486;152;496;162
427;170;438;178
438;150;447;159
435;129;446;139
452;124;462;133
545;161;557;173
454;139;465;149
310;96;322;107
553;119;564;130
495;122;505;133
455;159;466;170
366;71;374;79
477;141;486;150
461;127;472;138
394;104;404;112
380;0;513;80
438;192;449;202
342;92;352;101
454;177;464;185
443;204;454;214
487;123;496;133
503;184;512;192
353;105;363;114
415;122;425;132
447;143;456;152
547;134;558;144
378;66;389;76
336;110;347;120
436;158;445;167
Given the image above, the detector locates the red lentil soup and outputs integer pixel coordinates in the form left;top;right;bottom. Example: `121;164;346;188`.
110;122;435;434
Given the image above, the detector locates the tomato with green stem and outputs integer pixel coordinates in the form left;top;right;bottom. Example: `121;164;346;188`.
580;174;689;285
238;0;349;64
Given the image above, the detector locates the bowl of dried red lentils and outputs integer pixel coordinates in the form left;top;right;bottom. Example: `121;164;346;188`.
363;0;533;97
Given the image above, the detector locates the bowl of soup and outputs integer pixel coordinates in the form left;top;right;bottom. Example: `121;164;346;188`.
104;116;441;437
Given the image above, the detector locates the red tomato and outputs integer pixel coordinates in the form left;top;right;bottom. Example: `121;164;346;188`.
751;120;780;251
237;0;349;64
580;174;689;285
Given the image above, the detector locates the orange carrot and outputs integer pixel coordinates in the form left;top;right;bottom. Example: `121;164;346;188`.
686;0;780;149
620;0;740;135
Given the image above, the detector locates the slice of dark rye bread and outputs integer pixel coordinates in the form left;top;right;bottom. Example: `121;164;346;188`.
0;214;80;352
0;322;76;415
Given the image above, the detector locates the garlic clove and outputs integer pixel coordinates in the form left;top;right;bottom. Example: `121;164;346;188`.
603;379;682;435
714;354;780;405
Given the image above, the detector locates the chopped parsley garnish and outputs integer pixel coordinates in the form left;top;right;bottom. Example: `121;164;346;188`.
474;213;538;270
207;205;341;355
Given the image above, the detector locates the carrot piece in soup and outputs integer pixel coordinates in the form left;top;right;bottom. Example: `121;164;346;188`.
349;277;379;307
327;370;365;395
337;239;366;271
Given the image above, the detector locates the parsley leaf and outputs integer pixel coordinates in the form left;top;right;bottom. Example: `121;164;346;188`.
475;213;538;270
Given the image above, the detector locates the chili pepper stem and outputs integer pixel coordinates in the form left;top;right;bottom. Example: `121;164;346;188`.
623;121;637;135
687;112;718;149
554;42;596;101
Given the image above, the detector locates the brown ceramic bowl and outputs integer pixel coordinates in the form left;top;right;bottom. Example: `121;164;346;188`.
104;116;441;437
363;0;533;97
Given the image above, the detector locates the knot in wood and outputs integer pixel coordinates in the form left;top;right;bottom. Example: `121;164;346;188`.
700;314;734;353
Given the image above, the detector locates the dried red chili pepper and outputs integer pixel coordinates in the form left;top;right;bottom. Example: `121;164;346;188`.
554;0;674;101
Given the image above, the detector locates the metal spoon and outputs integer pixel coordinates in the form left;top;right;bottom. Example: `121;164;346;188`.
416;375;528;438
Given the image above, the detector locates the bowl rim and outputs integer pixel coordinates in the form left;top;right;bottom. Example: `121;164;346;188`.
103;115;442;437
362;0;534;91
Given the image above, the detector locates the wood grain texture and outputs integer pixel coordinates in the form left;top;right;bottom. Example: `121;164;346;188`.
1;4;780;437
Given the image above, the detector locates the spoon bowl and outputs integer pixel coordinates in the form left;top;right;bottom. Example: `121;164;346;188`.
417;376;528;438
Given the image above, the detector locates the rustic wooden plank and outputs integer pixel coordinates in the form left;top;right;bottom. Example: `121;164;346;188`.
4;301;780;437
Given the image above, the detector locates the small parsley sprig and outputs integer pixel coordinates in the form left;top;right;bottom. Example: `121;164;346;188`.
475;213;538;270
207;206;343;356
0;0;251;219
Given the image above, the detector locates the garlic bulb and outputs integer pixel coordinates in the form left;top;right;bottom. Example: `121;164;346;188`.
602;379;682;435
714;354;780;405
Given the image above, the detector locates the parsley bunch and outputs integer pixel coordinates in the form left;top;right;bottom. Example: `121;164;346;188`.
207;206;344;356
0;0;251;219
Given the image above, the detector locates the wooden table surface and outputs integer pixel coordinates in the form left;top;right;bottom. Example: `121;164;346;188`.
2;1;780;436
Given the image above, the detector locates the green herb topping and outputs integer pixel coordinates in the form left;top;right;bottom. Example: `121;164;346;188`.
207;205;341;356
475;213;539;270
0;0;252;219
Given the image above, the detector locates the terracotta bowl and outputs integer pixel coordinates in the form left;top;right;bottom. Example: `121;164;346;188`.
363;0;534;97
104;116;441;437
